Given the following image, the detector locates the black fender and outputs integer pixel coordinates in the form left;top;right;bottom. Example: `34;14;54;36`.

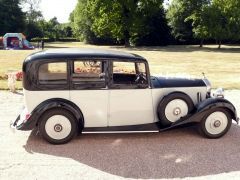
21;98;84;131
157;91;194;114
195;98;237;122
160;98;238;131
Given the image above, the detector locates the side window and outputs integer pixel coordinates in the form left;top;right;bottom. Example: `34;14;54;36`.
113;62;136;75
38;62;67;84
72;60;106;89
112;61;148;87
112;62;136;85
137;62;146;75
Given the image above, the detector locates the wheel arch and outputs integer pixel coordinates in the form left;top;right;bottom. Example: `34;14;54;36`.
158;97;238;131
30;98;84;131
157;91;194;113
196;98;237;121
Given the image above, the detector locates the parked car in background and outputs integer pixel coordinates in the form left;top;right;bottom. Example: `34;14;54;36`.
11;48;239;144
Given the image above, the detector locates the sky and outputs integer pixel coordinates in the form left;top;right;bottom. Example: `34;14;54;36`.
39;0;78;23
39;0;171;23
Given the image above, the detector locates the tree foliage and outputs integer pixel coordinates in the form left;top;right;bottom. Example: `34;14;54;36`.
71;0;97;43
167;0;209;43
1;0;240;47
23;0;43;39
189;0;240;48
37;17;73;41
131;0;170;46
71;0;170;46
0;0;25;36
0;0;73;41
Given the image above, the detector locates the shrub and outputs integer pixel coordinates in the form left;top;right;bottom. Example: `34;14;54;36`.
15;72;23;81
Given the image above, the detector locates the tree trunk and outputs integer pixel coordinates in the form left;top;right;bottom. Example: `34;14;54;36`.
218;40;221;49
124;30;130;47
122;5;130;47
199;39;204;48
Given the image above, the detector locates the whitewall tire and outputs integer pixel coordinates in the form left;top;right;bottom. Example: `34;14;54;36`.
39;109;77;144
165;99;189;123
157;92;194;126
199;108;232;138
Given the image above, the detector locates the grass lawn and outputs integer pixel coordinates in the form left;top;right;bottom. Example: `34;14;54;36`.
0;42;240;89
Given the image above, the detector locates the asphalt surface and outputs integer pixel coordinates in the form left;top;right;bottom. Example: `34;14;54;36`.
0;90;240;180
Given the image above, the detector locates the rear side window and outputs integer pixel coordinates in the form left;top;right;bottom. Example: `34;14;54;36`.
73;60;103;82
39;62;67;84
71;60;106;89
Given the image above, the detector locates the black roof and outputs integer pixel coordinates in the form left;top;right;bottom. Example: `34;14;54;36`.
25;48;146;62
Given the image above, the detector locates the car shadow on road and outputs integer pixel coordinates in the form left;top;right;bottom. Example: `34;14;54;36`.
23;125;240;179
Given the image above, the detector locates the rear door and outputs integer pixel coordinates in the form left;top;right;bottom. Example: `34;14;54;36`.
108;60;154;126
69;59;108;127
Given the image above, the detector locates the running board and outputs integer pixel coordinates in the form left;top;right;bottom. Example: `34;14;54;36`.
82;130;159;134
82;123;160;132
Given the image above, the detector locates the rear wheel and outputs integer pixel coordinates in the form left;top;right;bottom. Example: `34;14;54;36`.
39;109;77;144
199;108;232;138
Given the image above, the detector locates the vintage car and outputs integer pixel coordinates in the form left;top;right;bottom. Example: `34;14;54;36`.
11;48;239;144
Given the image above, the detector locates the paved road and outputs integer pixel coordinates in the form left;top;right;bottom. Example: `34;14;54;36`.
0;90;240;180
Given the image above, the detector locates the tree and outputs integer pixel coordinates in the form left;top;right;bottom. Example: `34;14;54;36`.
21;0;44;39
60;24;73;38
22;0;42;22
186;1;211;47
0;0;25;36
48;17;61;40
72;0;170;46
38;17;61;40
167;0;209;43
213;0;240;47
189;0;240;48
90;0;136;46
71;0;95;42
71;0;117;44
131;0;170;46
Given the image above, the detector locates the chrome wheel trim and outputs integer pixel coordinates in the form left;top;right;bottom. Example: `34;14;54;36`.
45;115;72;140
205;111;228;135
165;99;188;122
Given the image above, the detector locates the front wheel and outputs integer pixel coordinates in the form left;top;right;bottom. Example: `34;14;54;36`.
39;109;77;144
199;108;232;138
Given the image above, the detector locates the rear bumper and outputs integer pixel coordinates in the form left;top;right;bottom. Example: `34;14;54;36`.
10;108;36;131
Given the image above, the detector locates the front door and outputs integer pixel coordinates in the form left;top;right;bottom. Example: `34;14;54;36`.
108;61;154;126
69;59;108;127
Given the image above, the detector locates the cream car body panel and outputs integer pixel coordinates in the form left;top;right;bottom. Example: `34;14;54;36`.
24;89;70;113
108;89;154;126
70;90;108;127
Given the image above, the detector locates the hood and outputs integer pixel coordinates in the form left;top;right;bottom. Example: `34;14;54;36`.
151;76;206;88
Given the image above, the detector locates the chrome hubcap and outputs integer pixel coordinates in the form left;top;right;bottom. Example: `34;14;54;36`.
54;124;63;132
173;107;181;116
45;115;72;140
214;120;221;128
205;111;228;135
165;99;188;122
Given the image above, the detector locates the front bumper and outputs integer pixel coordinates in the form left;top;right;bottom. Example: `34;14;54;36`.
236;117;240;124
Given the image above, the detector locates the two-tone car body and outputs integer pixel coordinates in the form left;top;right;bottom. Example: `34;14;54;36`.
11;48;239;144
